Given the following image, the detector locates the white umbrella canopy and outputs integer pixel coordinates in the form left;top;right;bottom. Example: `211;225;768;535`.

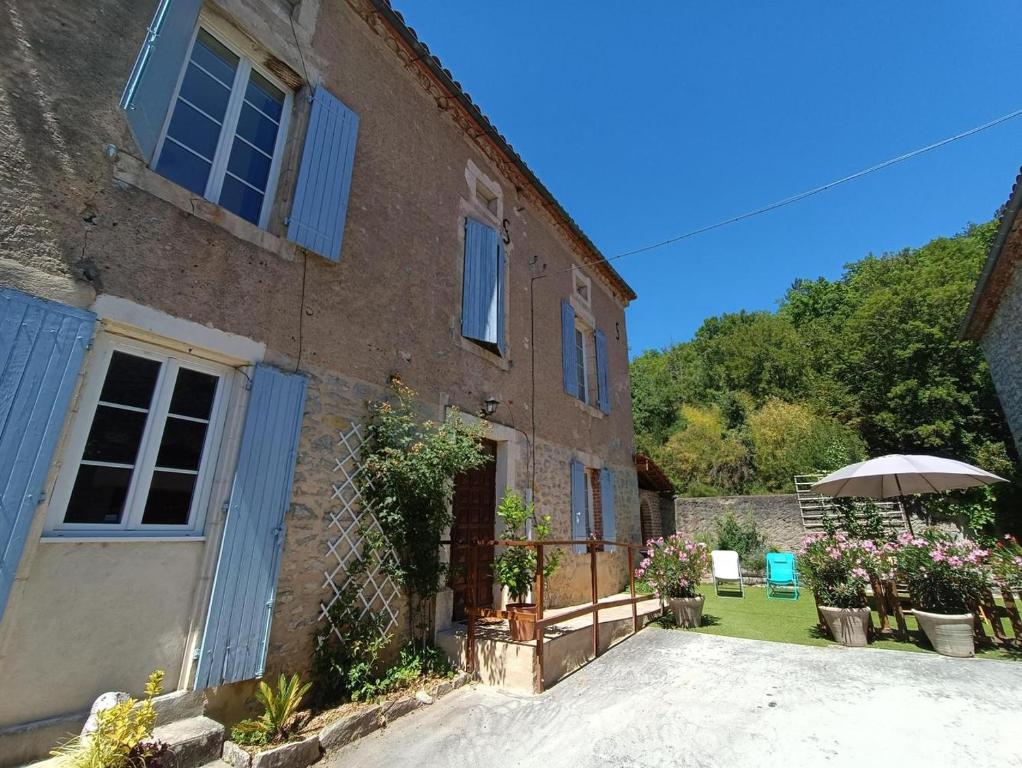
810;454;1008;499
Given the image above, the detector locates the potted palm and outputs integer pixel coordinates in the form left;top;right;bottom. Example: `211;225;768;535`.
797;533;873;647
896;532;989;657
492;489;561;642
635;535;711;627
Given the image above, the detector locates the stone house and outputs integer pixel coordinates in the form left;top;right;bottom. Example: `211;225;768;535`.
962;168;1022;456
634;452;674;543
0;0;641;761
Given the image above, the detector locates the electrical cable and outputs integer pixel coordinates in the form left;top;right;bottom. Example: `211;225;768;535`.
548;107;1022;281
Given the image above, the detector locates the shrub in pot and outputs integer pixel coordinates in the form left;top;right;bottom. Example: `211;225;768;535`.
896;532;989;657
797;533;873;647
635;535;712;627
492;489;561;641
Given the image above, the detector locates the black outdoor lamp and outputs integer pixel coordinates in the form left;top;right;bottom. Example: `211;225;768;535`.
483;396;500;416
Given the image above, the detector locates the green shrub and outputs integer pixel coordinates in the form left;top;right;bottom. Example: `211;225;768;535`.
231;675;311;747
311;580;390;708
714;511;767;570
52;670;166;768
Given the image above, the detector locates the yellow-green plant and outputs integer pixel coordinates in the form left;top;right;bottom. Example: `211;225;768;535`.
231;674;311;747
51;670;165;768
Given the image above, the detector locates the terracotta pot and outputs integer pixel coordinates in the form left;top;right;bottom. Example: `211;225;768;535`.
819;605;871;647
507;603;537;642
915;609;975;657
668;595;704;628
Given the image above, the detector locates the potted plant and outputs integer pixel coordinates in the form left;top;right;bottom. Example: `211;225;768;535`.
492;489;561;642
896;531;989;657
797;533;873;647
635;535;711;627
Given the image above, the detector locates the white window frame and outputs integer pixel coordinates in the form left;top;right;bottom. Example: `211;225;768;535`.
575;322;591;404
44;335;233;537
572;266;592;309
151;14;293;230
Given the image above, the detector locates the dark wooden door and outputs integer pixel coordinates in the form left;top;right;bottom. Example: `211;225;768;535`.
450;440;497;621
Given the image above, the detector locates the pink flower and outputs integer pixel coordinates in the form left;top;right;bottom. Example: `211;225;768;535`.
931;551;945;563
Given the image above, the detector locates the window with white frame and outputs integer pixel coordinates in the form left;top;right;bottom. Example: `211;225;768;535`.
153;23;292;228
572;267;591;308
47;339;231;534
574;326;589;403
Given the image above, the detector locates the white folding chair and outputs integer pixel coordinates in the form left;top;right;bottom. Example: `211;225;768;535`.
711;549;744;597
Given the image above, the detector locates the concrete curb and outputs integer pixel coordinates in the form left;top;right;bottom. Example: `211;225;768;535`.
221;671;474;767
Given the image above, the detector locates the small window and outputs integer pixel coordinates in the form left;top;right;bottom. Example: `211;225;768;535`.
49;340;231;535
153;25;292;228
573;267;591;308
475;180;499;217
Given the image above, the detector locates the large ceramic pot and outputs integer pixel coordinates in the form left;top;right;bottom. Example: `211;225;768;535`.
819;606;871;647
915;609;975;657
507;603;537;642
668;595;704;628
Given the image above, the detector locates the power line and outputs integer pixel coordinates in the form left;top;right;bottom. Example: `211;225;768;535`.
559;107;1022;277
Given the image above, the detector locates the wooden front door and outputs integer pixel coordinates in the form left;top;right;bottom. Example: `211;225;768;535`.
450;440;497;621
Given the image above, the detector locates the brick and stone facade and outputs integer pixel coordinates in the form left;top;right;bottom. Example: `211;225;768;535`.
0;0;641;757
963;168;1022;456
978;265;1022;457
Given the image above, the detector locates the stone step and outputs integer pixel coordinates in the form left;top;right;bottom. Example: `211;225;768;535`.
199;761;231;768
152;715;224;768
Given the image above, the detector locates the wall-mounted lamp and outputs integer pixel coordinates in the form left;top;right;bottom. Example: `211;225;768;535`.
483;396;500;416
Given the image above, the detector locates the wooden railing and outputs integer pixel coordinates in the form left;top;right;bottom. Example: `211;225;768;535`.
443;538;659;693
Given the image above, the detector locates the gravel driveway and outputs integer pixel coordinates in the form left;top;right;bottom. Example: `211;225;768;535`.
324;628;1022;768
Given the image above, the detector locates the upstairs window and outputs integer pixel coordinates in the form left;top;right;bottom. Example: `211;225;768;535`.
47;340;231;535
461;217;507;356
574;326;588;403
153;25;291;228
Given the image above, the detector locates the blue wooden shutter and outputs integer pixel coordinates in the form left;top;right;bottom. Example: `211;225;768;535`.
570;459;587;554
287;86;360;262
496;239;507;357
0;289;94;619
194;364;307;689
120;0;203;163
561;300;576;395
595;328;610;413
461;218;500;347
599;467;615;552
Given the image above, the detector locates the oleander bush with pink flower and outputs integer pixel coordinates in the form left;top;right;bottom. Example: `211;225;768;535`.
796;532;875;608
635;535;712;599
895;531;989;614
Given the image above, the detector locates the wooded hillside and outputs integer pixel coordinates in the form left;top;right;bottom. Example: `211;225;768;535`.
630;220;1019;532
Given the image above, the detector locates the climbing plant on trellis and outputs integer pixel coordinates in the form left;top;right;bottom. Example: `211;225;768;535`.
318;423;401;640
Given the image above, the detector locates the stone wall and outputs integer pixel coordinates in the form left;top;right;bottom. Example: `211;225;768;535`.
982;263;1022;458
674;494;805;553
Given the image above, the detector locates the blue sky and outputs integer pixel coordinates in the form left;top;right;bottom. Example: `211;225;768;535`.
396;2;1022;356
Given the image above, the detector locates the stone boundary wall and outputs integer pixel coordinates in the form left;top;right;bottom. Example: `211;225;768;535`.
673;494;805;553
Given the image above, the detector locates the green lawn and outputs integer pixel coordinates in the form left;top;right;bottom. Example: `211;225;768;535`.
685;584;1020;661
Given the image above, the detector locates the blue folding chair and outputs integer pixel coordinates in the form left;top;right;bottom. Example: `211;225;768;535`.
765;552;799;600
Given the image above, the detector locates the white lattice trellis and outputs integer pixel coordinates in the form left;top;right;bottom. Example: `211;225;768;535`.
319;423;401;639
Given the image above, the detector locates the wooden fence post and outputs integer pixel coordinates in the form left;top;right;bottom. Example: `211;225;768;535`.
1001;587;1022;641
590;541;599;657
628;545;638;634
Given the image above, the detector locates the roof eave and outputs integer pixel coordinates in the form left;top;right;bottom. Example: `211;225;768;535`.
961;168;1022;340
368;0;637;303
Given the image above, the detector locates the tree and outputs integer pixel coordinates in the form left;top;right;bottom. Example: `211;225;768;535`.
629;218;1019;533
746;399;865;492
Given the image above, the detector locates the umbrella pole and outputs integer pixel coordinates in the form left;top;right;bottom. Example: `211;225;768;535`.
894;475;914;535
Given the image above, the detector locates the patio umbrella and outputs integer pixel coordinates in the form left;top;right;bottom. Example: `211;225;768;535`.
810;454;1007;499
